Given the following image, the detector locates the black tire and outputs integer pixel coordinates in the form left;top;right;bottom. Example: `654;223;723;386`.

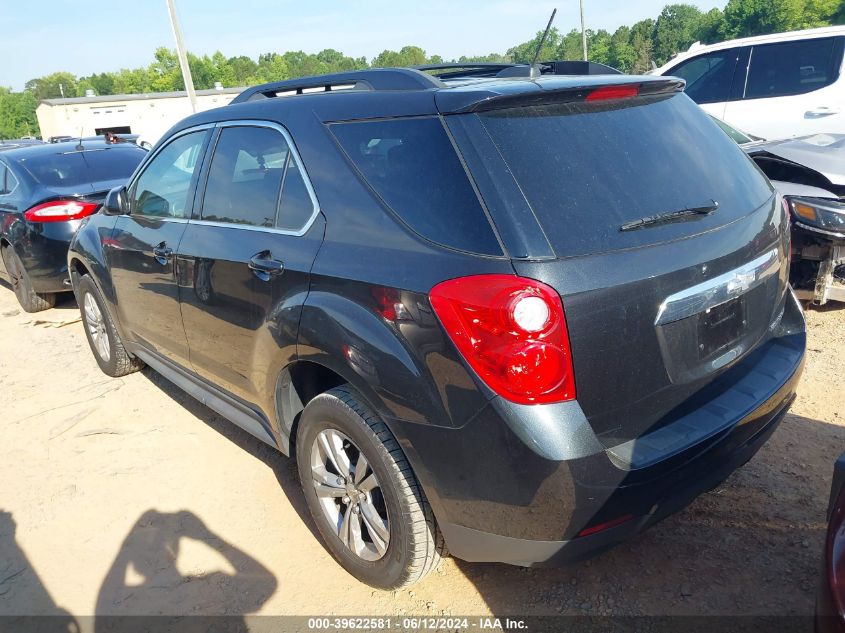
1;245;56;313
296;385;444;589
76;274;144;377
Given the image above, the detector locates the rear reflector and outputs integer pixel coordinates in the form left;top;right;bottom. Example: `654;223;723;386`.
429;274;576;405
577;514;636;538
586;84;640;102
24;200;99;223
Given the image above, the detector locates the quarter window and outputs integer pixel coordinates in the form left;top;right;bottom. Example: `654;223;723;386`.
201;125;316;231
745;37;843;99
0;164;19;196
330;117;501;255
131;131;207;219
667;49;738;104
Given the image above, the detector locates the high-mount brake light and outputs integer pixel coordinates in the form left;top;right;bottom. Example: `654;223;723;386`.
429;274;576;405
24;200;99;223
586;84;640;102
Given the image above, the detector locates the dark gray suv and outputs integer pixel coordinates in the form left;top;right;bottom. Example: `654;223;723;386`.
67;63;806;589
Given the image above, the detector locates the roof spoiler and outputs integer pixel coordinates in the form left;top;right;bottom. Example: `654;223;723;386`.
435;77;686;114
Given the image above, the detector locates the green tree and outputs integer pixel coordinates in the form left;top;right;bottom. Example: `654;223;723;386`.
696;8;726;43
457;53;511;64
24;71;79;100
721;0;806;39
588;29;613;65
371;46;430;68
228;55;259;84
557;29;586;60
630;19;656;73
111;67;152;94
653;4;704;65
608;26;636;72
0;88;39;138
508;27;563;63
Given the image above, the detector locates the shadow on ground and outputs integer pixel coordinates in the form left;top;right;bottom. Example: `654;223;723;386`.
0;279;78;312
134;360;844;620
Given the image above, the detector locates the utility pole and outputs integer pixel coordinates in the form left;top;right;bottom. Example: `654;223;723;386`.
580;0;588;61
165;0;197;112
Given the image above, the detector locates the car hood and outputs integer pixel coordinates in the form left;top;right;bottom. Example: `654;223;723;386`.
743;133;845;186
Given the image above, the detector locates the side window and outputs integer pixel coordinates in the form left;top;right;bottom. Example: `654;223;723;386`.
201;125;316;231
329;117;501;256
667;49;738;104
276;160;315;231
131;130;207;219
745;38;843;100
0;164;7;195
5;169;18;196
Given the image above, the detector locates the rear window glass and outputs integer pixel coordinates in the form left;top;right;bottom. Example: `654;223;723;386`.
471;93;773;257
745;37;843;99
21;147;144;188
330;117;501;256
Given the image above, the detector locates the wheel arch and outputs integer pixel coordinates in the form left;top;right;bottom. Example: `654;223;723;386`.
275;359;388;456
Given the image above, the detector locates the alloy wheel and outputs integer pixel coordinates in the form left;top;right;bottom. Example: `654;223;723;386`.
83;293;111;362
310;429;390;561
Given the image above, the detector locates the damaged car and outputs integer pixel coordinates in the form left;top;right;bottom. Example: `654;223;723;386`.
715;118;845;306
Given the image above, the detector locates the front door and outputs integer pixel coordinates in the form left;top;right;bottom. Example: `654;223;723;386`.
109;128;210;367
177;122;323;404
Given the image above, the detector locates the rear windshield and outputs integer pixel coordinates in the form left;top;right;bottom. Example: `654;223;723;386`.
330;117;502;256
469;93;773;257
20;147;145;189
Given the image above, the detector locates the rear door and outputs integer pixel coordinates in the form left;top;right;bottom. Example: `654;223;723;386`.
177;121;323;404
109;127;211;367
723;36;845;138
450;89;788;446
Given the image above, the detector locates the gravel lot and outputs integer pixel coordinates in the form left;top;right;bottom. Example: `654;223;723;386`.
0;282;842;624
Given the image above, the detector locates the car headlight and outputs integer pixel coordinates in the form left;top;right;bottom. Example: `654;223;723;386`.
788;196;845;235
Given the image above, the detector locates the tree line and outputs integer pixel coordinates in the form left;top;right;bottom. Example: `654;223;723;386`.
2;0;843;139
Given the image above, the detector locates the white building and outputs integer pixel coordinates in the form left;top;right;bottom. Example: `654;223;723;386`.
36;86;244;146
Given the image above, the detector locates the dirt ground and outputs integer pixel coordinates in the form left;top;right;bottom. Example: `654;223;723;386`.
0;281;843;625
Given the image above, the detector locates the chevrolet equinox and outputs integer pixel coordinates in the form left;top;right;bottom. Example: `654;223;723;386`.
68;63;807;589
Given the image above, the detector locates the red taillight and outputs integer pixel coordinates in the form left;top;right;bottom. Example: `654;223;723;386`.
24;200;99;223
827;486;845;617
429;274;576;405
586;84;640;102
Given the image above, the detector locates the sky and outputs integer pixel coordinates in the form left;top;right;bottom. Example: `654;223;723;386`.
0;0;724;90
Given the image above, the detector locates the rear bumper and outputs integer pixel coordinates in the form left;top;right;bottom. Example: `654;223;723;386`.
16;221;80;293
392;291;806;566
439;380;796;565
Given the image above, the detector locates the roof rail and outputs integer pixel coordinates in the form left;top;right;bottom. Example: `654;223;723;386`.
231;68;444;104
417;60;622;81
413;63;517;80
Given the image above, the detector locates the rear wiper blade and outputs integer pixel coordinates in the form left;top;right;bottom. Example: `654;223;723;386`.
620;200;719;232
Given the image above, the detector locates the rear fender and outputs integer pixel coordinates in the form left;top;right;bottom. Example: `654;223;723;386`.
296;285;489;431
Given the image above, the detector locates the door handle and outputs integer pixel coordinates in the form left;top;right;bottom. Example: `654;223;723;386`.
153;243;173;265
248;251;284;281
805;106;841;117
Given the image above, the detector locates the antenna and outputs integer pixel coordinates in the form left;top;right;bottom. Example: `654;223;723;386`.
530;8;557;77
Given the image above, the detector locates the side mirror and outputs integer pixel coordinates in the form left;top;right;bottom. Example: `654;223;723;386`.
103;186;129;216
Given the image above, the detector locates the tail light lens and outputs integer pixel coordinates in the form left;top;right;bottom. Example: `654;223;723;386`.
24;200;99;223
586;84;640;102
429;274;576;405
827;484;845;618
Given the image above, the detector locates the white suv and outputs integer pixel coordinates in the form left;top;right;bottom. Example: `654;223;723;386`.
653;26;845;139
